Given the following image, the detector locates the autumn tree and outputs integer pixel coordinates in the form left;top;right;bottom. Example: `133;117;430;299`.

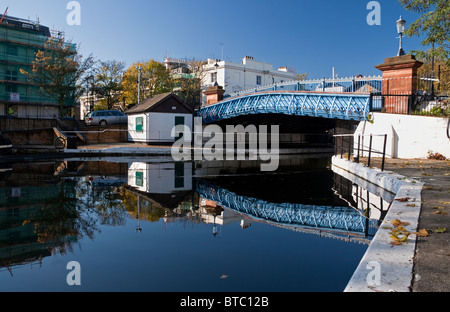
121;60;172;107
173;59;208;110
296;73;308;81
20;36;94;117
93;60;126;110
399;0;450;62
417;57;450;94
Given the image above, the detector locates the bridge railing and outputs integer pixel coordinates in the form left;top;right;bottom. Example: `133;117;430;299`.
226;75;383;98
369;92;449;117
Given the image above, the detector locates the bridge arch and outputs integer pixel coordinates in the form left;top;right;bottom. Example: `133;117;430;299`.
197;91;371;124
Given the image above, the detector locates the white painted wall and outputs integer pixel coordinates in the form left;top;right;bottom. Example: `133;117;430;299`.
202;56;297;97
355;113;450;159
128;112;193;143
147;112;193;143
128;113;148;142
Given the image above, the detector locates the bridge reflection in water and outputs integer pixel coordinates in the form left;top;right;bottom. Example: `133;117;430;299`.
123;159;389;245
196;180;380;245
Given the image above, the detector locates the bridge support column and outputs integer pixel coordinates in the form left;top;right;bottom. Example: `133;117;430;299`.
375;55;423;114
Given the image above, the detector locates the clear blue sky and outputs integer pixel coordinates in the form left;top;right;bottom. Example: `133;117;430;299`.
3;0;426;79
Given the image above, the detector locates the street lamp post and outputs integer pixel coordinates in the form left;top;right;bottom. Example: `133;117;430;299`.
137;66;142;104
396;16;406;56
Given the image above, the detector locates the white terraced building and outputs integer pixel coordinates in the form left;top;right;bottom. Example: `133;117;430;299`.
202;56;298;97
164;56;299;104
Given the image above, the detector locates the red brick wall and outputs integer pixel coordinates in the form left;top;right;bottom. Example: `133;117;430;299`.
83;125;128;144
2;129;55;145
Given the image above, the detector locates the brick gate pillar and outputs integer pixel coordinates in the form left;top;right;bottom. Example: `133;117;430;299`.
375;55;423;114
203;85;225;106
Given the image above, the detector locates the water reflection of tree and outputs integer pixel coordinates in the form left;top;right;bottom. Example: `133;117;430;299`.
74;178;128;227
120;187;166;222
22;180;99;255
120;187;201;225
21;177;130;256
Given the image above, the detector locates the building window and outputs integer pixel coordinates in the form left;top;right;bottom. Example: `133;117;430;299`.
6;84;18;93
256;75;262;85
211;72;217;84
7;46;18;56
136;117;143;133
5;70;18;81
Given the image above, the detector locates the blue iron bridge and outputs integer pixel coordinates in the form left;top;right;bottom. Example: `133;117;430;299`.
197;91;372;124
196;181;377;242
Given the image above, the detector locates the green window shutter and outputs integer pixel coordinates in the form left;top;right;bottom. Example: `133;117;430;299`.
174;162;184;188
135;171;144;187
175;116;184;140
136;117;143;132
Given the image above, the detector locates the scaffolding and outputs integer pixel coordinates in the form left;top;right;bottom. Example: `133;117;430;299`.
0;15;76;118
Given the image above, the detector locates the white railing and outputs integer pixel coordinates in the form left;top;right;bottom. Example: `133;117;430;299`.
227;75;383;98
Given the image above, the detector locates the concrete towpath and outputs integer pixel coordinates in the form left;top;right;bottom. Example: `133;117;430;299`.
359;157;450;292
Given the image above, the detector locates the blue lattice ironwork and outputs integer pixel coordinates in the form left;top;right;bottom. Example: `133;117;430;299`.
197;92;371;124
196;181;370;235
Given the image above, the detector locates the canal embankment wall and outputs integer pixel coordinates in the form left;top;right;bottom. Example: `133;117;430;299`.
331;156;423;292
355;113;449;159
1;117;128;149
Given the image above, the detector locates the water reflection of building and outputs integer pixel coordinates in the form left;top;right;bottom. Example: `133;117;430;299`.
0;163;79;272
128;162;192;194
199;198;255;237
125;162;255;234
125;162;196;228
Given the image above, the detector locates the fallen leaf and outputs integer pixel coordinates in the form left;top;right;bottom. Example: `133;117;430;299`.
433;210;448;215
390;234;409;242
395;198;410;202
431;227;446;233
441;201;450;205
406;203;416;207
412;229;429;237
391;219;411;227
390;241;404;246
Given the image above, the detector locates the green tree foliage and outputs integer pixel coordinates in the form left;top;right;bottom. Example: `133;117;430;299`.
399;0;450;63
20;36;94;117
121;60;172;107
93;60;126;110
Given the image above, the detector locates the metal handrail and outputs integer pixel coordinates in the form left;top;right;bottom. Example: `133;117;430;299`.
334;133;388;171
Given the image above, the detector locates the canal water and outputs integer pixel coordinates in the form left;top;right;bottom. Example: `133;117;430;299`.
0;155;393;292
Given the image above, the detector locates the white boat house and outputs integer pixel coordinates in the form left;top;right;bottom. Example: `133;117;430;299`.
126;92;193;144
